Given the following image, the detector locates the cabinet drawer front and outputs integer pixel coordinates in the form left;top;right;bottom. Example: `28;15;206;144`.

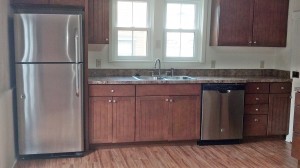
292;133;300;159
245;104;268;114
245;83;269;93
294;106;300;133
89;85;135;97
245;94;269;104
244;115;268;136
136;84;200;96
270;83;291;93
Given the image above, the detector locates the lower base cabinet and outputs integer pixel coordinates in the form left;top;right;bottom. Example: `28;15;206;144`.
244;115;268;136
89;96;135;144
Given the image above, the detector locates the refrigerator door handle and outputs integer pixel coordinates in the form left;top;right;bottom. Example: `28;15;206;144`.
75;33;80;96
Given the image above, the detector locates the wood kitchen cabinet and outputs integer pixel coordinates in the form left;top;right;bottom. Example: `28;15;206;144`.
210;0;289;47
89;85;135;144
12;0;85;6
292;93;300;160
88;0;109;44
135;84;201;142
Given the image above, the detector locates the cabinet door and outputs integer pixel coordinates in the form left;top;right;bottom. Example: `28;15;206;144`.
253;0;289;47
50;0;85;6
88;0;109;44
169;96;200;140
135;96;169;141
12;0;49;4
292;133;300;159
211;0;253;46
112;97;135;143
294;93;300;133
89;97;113;144
268;94;291;135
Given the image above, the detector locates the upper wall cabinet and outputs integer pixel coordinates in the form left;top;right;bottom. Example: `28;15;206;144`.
12;0;85;6
210;0;289;47
88;0;109;44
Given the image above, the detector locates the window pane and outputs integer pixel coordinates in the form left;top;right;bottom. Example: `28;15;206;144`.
117;1;132;27
181;4;195;29
133;2;147;27
166;32;180;57
181;33;194;57
133;31;147;56
166;3;181;29
118;31;132;56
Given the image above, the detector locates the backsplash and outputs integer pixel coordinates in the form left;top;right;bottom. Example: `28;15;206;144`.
89;69;290;79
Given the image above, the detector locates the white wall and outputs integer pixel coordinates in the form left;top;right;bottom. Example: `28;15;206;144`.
294;0;300;12
0;0;16;167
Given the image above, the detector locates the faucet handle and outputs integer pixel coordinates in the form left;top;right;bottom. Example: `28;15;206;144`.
148;71;154;76
170;68;175;76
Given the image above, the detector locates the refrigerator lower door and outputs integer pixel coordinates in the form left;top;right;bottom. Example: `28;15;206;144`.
220;91;244;140
16;63;84;155
201;90;221;140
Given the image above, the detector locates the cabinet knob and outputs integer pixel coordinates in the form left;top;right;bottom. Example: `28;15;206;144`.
165;99;169;102
255;108;259;111
111;89;115;93
256;87;260;90
248;41;252;44
254;118;259;122
253;41;257;44
20;94;26;100
108;100;112;103
170;99;173;103
105;38;109;41
221;128;224;132
113;100;116;103
255;97;259;101
281;87;285;90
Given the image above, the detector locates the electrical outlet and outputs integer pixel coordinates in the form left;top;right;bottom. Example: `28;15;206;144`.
292;71;299;78
96;59;101;68
260;61;265;69
211;60;216;69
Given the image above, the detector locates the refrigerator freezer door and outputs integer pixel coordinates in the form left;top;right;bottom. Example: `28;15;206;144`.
14;14;83;63
16;63;84;155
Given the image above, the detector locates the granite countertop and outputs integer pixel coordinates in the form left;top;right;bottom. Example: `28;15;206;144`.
89;76;292;85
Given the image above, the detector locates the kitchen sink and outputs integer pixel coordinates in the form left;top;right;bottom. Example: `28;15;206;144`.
132;75;195;80
163;76;195;80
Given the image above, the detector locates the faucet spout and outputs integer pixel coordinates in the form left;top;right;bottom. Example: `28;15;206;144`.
154;58;161;77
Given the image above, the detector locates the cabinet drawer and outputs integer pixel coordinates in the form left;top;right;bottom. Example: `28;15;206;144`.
294;105;300;133
136;84;200;96
244;115;268;136
245;83;269;93
292;133;300;159
89;85;135;97
245;104;268;114
270;83;291;93
245;94;269;104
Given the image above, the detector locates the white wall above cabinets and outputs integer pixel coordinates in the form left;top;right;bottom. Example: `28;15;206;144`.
294;0;300;12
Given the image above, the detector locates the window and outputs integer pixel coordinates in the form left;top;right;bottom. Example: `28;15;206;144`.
111;0;152;61
111;0;206;62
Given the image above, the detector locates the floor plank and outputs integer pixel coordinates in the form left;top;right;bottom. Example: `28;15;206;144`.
15;140;298;168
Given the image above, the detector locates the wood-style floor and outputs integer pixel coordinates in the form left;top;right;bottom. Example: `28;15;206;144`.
15;140;297;168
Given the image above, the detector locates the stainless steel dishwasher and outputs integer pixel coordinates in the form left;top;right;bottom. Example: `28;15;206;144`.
200;84;245;143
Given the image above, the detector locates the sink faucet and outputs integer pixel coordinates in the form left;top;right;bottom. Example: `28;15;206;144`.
154;58;161;77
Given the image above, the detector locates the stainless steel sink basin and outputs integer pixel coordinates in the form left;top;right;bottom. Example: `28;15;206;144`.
132;76;164;80
133;75;195;80
163;76;195;80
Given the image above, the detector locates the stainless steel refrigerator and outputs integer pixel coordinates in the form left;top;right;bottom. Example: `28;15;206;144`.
14;11;84;157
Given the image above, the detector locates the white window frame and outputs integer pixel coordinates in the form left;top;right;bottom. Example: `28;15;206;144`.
110;0;153;62
163;0;206;62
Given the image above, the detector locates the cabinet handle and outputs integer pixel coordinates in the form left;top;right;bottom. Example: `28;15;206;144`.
111;90;115;93
105;38;109;42
248;41;252;44
255;97;259;101
253;41;257;44
254;118;259;122
255;108;259;111
108;100;112;103
281;87;285;90
170;99;173;103
165;99;169;102
256;87;260;90
113;100;116;103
